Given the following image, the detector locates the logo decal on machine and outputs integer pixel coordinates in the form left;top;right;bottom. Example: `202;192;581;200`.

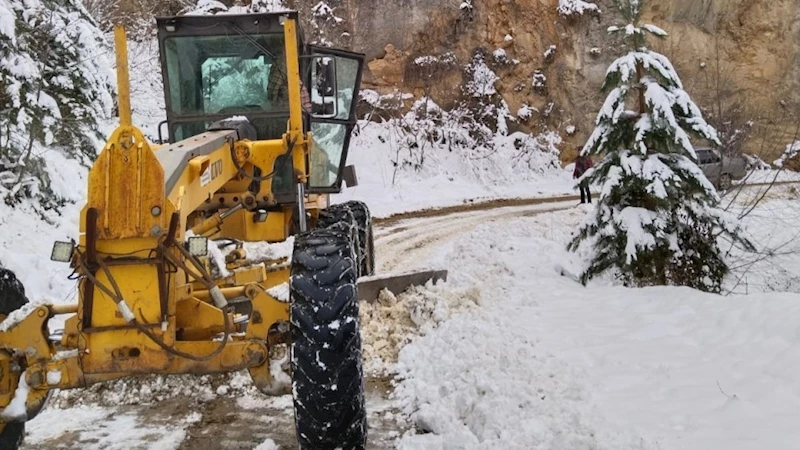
200;160;224;186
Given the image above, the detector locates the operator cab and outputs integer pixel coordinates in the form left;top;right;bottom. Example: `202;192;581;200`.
155;12;364;193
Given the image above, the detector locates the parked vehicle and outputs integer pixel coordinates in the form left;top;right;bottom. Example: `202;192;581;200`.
695;148;747;190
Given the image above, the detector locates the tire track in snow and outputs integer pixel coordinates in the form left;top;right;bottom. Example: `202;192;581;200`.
375;200;578;274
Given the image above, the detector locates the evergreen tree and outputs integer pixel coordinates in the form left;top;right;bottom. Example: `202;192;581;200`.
567;0;753;293
0;0;114;208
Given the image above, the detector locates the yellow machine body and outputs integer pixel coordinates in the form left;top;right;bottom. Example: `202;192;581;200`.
0;11;365;431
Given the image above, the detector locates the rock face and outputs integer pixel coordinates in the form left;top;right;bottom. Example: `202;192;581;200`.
291;0;800;158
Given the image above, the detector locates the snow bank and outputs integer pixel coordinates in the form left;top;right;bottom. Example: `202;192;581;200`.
724;185;800;294
394;199;800;449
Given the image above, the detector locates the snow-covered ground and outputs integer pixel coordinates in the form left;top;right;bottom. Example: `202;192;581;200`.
381;189;800;449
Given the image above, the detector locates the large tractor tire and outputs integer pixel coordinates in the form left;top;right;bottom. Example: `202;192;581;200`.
290;229;367;449
318;202;374;277
317;205;361;277
0;267;29;449
338;201;375;277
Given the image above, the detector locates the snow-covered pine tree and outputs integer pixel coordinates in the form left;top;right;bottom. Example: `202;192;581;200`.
567;0;753;293
0;0;113;208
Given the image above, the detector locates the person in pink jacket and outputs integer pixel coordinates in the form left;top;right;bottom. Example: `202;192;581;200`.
573;148;593;204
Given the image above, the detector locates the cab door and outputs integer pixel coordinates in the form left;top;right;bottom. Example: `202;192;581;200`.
304;46;365;194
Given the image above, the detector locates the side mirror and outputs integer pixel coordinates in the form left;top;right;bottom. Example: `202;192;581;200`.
309;55;338;119
342;165;358;187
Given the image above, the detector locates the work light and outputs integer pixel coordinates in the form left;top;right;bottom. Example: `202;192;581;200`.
50;241;75;263
187;236;208;257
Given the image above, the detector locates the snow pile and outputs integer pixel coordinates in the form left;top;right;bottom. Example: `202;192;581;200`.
360;284;480;375
517;104;536;121
413;52;458;70
50;371;259;408
557;0;601;16
544;44;557;60
240;237;294;262
0;301;40;332
533;70;547;90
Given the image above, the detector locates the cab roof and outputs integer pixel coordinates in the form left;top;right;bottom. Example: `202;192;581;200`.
156;11;302;38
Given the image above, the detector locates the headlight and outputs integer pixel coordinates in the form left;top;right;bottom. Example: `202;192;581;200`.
50;241;75;263
187;236;208;257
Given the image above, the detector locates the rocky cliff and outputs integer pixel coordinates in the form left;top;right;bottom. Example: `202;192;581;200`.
289;0;799;159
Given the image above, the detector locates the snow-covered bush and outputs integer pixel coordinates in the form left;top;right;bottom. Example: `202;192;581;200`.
510;131;562;172
743;153;771;171
532;70;547;91
383;96;559;184
0;0;114;208
358;89;413;121
307;1;346;46
361;49;559;186
543;45;557;61
774;140;800;169
409;52;459;91
557;0;600;17
517;104;536;122
457;50;515;153
568;0;753;293
493;48;510;65
390;98;451;175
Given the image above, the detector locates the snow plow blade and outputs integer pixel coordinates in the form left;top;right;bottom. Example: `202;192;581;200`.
357;270;448;302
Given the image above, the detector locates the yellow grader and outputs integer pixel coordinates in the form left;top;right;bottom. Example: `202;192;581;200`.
0;10;444;449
